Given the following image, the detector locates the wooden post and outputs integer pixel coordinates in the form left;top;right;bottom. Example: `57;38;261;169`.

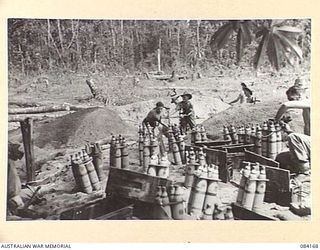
20;118;35;182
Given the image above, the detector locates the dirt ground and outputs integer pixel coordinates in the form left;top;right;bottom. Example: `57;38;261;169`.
7;67;311;220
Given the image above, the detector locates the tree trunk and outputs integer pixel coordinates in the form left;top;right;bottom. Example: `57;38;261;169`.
47;19;52;70
110;20;116;47
57;19;64;54
177;23;180;57
196;20;201;59
47;19;66;68
18;44;25;74
120;20;124;67
157;39;161;73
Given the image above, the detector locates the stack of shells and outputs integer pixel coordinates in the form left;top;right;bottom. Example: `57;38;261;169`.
147;152;171;178
70;143;104;194
167;124;186;165
184;147;207;188
223;120;283;160
138;125;161;172
236;161;268;212
153;185;186;220
138;123;186;176
187;163;221;219
191;125;208;144
109;134;130;169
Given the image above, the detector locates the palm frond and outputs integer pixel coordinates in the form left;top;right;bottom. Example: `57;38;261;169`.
254;31;269;69
274;30;303;59
276;26;302;33
211;22;234;49
240;22;252;44
271;19;285;27
236;27;244;62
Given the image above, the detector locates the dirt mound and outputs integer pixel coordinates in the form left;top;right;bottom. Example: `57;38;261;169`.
9;107;135;151
202;99;305;139
33;107;135;149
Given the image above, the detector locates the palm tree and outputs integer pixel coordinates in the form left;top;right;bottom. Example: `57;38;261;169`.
210;19;303;71
210;20;252;63
254;20;303;70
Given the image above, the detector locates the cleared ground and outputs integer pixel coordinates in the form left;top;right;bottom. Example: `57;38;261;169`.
7;66;311;220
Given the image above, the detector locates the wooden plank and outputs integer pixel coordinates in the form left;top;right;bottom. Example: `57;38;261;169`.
95;206;133;220
244;150;279;168
194;140;231;148
20;118;35;182
264;166;291;206
209;144;254;153
224;144;255;153
231;203;276;220
60;197;133;220
105;168;173;204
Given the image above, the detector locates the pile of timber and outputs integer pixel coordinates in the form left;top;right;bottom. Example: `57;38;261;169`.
8;104;104;122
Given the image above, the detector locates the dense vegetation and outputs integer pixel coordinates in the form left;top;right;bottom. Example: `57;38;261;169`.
8;19;310;76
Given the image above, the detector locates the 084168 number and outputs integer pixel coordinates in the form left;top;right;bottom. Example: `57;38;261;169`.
300;244;319;248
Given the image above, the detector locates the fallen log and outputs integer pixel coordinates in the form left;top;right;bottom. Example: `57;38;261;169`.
9;101;41;108
8;111;74;122
8;103;106;116
9;104;70;115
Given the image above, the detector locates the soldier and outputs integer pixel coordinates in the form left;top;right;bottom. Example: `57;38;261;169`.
275;78;311;174
229;82;254;105
142;101;168;132
176;92;196;133
7;142;47;219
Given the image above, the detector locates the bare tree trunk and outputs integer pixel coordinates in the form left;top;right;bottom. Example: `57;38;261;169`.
110;20;116;47
57;19;64;54
177;23;180;57
75;20;81;69
120;20;124;67
18;44;25;74
47;19;51;70
196;20;201;59
196;20;202;79
47;19;66;68
157;39;161;72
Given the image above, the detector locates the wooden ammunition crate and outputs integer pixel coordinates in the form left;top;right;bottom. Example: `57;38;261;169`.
60;197;133;220
244;150;291;206
60;168;173;220
105;167;174;219
185;144;254;183
106;167;173;203
231;203;276;221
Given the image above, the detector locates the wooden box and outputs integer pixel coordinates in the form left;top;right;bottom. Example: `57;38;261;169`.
244;150;291;206
231;203;276;220
105;167;173;204
186;144;255;183
60;197;133;220
105;168;173;219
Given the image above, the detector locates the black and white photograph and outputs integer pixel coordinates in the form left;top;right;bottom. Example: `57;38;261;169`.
7;18;311;222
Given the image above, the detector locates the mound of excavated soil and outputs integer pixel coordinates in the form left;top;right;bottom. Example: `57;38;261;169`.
34;107;135;149
202;99;305;140
9;107;135;151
